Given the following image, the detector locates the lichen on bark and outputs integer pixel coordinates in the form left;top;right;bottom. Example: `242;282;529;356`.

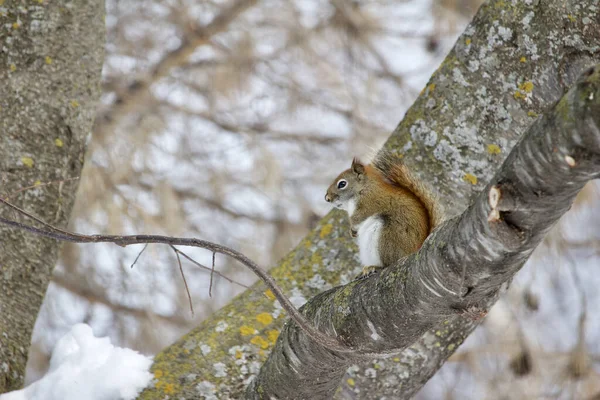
0;0;104;392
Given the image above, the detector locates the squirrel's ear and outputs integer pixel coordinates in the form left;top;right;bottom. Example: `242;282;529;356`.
351;158;365;175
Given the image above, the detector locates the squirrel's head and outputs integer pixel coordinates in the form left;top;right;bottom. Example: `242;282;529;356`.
325;158;366;211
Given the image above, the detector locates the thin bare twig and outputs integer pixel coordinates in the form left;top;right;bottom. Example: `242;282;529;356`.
171;245;194;316
130;243;149;268
210;251;216;297
0;196;357;354
171;246;250;289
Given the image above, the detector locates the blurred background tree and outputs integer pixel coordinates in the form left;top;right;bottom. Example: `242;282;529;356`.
23;0;600;398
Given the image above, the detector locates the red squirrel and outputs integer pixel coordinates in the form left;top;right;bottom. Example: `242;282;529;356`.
325;151;442;275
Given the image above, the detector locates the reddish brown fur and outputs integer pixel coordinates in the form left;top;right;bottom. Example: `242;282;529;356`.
325;152;441;268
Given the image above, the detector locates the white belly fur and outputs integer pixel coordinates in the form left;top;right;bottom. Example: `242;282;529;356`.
356;216;383;267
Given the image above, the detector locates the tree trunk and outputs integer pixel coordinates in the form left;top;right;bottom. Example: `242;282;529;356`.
137;0;600;398
0;0;104;392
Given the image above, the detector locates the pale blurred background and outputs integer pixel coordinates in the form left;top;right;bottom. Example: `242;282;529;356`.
24;0;600;398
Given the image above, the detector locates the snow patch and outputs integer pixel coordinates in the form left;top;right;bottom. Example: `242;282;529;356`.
0;324;152;400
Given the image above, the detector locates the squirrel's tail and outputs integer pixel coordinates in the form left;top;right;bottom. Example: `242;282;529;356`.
372;149;444;232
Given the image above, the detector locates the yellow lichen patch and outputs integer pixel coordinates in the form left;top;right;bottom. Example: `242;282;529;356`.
514;81;534;100
34;180;41;186
267;329;279;344
70;100;80;108
527;111;538;118
520;56;526;63
250;335;270;349
319;223;333;239
310;251;322;266
10;64;16;72
54;138;64;147
465;38;471;45
393;357;400;362
448;343;456;351
256;313;273;326
21;157;34;168
567;14;576;22
347;378;355;387
264;289;276;300
12;22;20;29
154;379;178;394
519;81;534;93
45;56;53;65
154;369;164;379
163;383;176;394
486;144;501;155
235;350;243;359
463;173;477;185
428;83;436;92
239;325;256;336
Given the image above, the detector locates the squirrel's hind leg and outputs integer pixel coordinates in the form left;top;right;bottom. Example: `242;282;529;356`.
355;265;384;280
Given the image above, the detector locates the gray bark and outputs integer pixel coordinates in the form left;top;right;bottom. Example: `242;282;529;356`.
0;0;104;392
138;0;600;399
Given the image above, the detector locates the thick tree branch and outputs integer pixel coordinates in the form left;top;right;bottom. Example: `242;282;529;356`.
0;0;104;391
245;66;600;398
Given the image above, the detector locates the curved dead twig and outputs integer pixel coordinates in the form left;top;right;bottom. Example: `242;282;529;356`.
0;196;356;354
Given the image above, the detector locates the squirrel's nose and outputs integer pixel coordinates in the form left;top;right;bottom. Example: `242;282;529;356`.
325;194;331;202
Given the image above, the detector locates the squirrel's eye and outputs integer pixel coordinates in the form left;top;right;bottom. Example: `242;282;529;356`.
337;180;347;189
